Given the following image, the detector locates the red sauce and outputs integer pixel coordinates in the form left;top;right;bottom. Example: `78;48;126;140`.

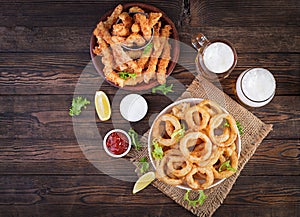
106;132;129;155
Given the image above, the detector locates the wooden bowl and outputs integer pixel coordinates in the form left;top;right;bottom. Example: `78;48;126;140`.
90;2;180;91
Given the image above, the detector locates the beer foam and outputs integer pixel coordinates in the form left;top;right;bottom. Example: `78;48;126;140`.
203;42;234;74
242;68;276;101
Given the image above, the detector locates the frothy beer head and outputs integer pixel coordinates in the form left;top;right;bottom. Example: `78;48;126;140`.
203;42;235;74
236;68;276;107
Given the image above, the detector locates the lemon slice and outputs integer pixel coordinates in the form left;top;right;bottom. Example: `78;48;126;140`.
95;91;111;121
133;172;155;194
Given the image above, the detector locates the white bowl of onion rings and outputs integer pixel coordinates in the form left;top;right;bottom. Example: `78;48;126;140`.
148;98;241;190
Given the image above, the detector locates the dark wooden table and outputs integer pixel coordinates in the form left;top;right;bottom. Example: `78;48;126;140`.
1;0;299;216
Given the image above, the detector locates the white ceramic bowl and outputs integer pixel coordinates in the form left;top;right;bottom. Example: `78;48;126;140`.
103;129;132;158
120;94;148;122
148;98;241;190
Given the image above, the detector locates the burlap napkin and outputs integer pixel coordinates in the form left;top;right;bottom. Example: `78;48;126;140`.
129;75;273;217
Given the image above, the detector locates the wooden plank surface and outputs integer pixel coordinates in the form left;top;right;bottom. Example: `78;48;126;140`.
0;0;299;216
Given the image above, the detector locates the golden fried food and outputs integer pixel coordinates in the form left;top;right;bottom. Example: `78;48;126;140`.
131;23;140;33
185;105;210;130
150;99;240;190
179;131;212;163
157;40;171;84
144;24;172;83
124;33;146;47
92;4;173;87
104;4;123;29
209;113;238;147
129;6;145;13
186;167;214;190
119;12;133;28
112;23;130;37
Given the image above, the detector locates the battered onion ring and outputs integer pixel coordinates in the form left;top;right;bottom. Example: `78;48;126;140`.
165;121;174;137
156;150;183;186
198;99;224;116
212;151;238;179
186;167;214;190
167;156;192;177
196;145;223;167
152;114;181;147
185;105;210;130
209;113;238;147
180;132;212;163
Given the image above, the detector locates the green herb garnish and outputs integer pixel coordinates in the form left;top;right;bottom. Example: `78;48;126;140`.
223;120;243;135
152;140;163;160
224;120;230;127
236;121;244;135
119;71;137;80
139;157;149;174
143;42;153;55
69;96;90;117
171;124;185;141
184;190;207;207
218;160;237;172
128;128;142;151
152;83;174;95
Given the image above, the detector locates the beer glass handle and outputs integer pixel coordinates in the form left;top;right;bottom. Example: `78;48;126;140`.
191;33;209;51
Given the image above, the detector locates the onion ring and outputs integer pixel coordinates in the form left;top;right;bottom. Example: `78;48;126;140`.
209;113;238;147
180;132;212;163
185;105;210;130
186;167;214;190
156;149;183;186
167;156;192;177
153;114;181;147
198;99;224;116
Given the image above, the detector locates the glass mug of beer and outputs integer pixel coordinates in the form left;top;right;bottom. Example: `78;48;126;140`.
192;33;237;81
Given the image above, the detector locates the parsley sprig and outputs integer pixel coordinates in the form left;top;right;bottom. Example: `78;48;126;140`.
118;71;137;80
184;190;207;206
139;157;149;174
151;140;163;160
171;124;185;141
69;96;90;117
223;120;244;135
218;160;237;172
152;83;174;95
128;128;142;151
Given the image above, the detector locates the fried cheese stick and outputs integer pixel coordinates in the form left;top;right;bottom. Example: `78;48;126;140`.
137;22;161;70
104;4;123;29
157;41;171;84
144;24;171;83
119;12;133;28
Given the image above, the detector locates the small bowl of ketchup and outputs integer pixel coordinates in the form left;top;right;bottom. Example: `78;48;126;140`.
103;129;131;158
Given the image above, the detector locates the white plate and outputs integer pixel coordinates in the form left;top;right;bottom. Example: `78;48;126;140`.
148;98;241;190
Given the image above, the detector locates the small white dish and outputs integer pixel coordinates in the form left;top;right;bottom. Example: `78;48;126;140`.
103;129;131;158
120;94;148;122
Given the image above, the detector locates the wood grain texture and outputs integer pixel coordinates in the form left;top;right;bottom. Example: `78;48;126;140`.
0;139;298;176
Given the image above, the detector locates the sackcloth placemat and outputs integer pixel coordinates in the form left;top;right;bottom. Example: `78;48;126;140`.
128;75;273;217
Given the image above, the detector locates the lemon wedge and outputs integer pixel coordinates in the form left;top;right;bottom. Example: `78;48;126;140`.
95;91;111;121
133;172;155;194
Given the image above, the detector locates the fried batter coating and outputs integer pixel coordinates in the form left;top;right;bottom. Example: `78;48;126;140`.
124;33;146;47
112;23;130;37
135;13;152;41
129;6;145;13
149;12;162;28
131;23;140;33
144;24;172;83
106;71;125;87
119;12;133;28
94;21;113;45
157;41;171;84
104;4;123;29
